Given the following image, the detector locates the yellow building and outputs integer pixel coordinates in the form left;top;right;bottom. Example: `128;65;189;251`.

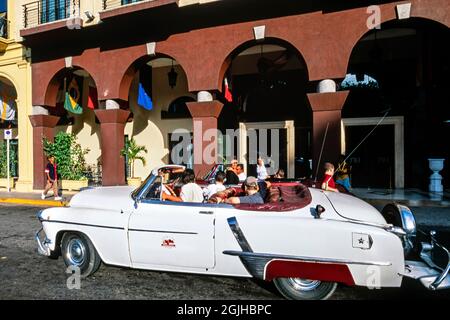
0;0;33;192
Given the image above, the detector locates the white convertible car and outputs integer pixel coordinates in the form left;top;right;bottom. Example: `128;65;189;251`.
35;165;450;300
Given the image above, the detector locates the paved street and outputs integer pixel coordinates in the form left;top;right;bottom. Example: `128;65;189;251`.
0;204;449;300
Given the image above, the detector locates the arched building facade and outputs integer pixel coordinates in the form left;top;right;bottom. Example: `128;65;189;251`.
17;0;450;190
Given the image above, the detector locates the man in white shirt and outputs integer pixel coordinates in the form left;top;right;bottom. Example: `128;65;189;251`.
236;164;247;182
180;169;204;202
257;157;268;180
204;171;226;199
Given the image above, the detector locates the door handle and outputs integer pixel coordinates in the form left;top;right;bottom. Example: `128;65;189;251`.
199;211;214;215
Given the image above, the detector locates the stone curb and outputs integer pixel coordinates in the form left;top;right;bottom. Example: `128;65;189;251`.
0;198;67;207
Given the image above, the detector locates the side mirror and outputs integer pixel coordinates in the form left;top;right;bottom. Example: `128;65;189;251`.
315;205;325;219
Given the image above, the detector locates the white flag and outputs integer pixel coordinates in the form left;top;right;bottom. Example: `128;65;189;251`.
0;96;16;121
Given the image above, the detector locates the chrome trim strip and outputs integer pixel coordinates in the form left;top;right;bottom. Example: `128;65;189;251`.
41;220;124;231
227;217;253;252
222;250;392;267
128;228;197;235
141;199;232;208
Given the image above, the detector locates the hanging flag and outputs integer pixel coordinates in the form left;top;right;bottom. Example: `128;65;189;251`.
0;84;16;121
137;65;153;110
224;77;233;102
64;76;83;114
0;97;16;121
87;86;98;109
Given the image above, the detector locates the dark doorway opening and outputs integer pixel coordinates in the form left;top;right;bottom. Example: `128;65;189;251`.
345;125;395;189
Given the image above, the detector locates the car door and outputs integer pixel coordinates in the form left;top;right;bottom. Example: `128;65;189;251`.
128;177;216;269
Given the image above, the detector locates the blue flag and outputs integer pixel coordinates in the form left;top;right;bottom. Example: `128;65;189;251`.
137;66;153;110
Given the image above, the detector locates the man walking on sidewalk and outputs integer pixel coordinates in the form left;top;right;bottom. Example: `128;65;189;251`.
42;155;62;201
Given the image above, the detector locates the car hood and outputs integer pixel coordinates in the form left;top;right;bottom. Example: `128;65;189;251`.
69;186;136;211
324;191;387;225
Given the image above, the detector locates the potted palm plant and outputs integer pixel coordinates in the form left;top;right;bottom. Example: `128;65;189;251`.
43;132;90;191
121;137;148;187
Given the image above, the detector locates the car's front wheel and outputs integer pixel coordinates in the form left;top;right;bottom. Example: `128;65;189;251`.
273;277;337;300
61;232;101;278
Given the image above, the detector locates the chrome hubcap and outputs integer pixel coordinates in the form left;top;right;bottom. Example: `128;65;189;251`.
66;238;86;266
288;278;321;291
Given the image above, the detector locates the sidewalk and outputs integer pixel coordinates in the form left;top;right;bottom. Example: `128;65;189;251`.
0;189;77;207
352;188;450;208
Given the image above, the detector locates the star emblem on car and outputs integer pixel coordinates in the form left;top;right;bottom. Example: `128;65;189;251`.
358;238;365;244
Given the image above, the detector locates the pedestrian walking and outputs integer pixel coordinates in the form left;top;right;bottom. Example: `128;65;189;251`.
42;155;62;200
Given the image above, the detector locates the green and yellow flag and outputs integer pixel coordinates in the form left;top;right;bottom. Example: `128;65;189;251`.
64;76;83;114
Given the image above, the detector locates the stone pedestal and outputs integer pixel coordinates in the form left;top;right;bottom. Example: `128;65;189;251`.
428;158;445;193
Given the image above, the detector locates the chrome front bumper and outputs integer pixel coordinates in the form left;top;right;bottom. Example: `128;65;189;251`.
35;227;51;257
402;231;450;290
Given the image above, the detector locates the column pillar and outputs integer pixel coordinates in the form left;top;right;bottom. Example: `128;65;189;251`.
186;99;224;177
29;113;60;190
307;90;349;180
94;108;130;186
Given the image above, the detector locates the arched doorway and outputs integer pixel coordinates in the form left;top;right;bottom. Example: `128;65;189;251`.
0;76;18;188
343;18;450;190
45;67;101;186
122;55;194;179
219;39;312;178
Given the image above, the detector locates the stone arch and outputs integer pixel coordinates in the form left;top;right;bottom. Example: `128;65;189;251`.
0;72;20;99
344;11;450;78
217;37;310;94
42;64;100;108
118;53;190;102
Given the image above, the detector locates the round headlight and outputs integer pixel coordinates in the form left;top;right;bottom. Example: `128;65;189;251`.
381;203;416;235
397;204;416;235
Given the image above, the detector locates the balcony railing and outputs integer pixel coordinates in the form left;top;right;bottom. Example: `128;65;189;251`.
23;0;80;29
102;0;146;11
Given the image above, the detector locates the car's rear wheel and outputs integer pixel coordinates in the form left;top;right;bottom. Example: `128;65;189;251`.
61;232;101;278
273;277;337;300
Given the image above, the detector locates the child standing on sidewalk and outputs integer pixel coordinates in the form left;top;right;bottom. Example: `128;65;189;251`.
42;155;62;200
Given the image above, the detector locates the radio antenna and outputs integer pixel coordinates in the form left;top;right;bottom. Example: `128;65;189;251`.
340;108;391;168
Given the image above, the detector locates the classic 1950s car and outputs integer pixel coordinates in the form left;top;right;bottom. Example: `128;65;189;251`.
35;165;450;300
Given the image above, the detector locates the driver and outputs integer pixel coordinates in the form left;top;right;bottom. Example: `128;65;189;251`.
162;169;204;203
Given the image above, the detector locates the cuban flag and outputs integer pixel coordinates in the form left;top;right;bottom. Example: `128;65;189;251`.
137;65;153;110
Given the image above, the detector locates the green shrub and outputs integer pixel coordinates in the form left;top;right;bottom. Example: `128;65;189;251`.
43;132;89;180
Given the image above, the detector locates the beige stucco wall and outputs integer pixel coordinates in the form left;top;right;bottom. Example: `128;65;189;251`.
55;64;193;180
0;1;34;191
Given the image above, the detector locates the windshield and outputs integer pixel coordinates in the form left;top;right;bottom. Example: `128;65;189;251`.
202;164;226;181
131;173;155;200
132;166;185;200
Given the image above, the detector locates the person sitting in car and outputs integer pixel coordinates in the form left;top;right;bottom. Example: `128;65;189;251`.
162;169;204;202
222;176;264;204
204;170;226;200
236;164;247;182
